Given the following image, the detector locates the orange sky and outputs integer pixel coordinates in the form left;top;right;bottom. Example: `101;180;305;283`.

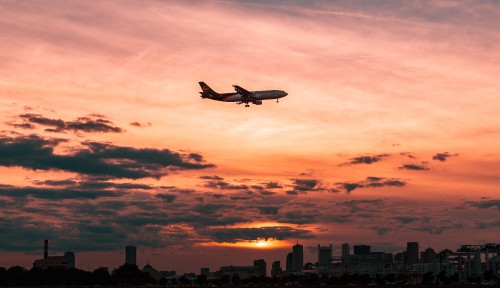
1;0;499;274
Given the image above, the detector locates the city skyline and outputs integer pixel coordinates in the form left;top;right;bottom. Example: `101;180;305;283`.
4;241;499;286
6;238;498;275
6;239;500;280
1;0;500;275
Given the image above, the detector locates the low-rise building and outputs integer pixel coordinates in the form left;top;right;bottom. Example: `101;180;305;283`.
33;240;75;269
219;265;261;279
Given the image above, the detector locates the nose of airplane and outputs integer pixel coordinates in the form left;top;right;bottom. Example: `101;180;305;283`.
282;91;288;97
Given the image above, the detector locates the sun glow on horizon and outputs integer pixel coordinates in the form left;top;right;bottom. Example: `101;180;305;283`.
200;238;292;249
254;240;269;248
196;222;309;249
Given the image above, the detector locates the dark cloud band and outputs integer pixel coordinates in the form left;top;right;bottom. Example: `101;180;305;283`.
0;135;214;179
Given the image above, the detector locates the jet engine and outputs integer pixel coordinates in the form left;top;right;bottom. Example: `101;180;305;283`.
252;100;263;105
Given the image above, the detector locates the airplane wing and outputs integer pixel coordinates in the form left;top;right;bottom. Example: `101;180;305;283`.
233;85;254;98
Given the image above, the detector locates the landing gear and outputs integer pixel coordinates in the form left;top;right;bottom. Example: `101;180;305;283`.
245;104;250;107
277;99;279;103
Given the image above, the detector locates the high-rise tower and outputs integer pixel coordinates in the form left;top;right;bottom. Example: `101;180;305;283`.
317;244;333;266
125;245;137;265
407;242;419;265
286;252;293;273
292;242;304;272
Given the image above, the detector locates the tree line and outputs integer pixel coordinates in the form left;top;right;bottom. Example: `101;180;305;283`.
0;263;154;286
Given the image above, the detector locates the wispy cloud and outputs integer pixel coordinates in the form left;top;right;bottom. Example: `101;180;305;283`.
336;177;406;194
466;199;500;210
393;216;420;224
129;121;152;128
398;164;430;171
338;154;390;166
11;113;124;134
432;152;458;162
286;178;325;195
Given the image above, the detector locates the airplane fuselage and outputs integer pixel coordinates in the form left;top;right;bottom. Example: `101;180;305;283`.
214;90;287;102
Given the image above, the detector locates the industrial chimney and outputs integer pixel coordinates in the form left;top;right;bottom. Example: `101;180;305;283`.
44;239;48;259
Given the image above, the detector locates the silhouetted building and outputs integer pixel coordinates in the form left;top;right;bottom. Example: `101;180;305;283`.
286;252;293;273
304;262;315;270
33;240;75;269
142;263;164;281
201;268;210;276
407;242;419;264
365;252;393;263
353;245;371;255
271;261;281;277
318;244;333;266
253;259;266;276
422;247;436;263
394;252;406;264
64;251;75;268
341;243;350;259
219;265;260;279
293;242;304;272
44;239;48;259
34;256;69;269
125;245;137;265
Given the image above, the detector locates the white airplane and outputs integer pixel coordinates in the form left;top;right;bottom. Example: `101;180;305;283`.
199;82;288;107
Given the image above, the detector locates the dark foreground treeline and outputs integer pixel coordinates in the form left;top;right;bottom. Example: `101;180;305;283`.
0;264;499;287
0;264;153;286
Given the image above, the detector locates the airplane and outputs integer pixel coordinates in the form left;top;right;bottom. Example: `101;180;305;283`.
199;82;288;107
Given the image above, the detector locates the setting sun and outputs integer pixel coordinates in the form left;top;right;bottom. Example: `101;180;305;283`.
254;240;269;248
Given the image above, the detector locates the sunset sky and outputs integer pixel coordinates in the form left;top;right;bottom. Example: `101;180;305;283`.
1;0;499;274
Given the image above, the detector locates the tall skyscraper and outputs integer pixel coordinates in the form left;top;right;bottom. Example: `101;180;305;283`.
407;242;419;265
317;244;333;266
286;252;293;273
125;245;137;265
341;243;350;259
253;259;266;276
292;242;304;272
271;261;281;277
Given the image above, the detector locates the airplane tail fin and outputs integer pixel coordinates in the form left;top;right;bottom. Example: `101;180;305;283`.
199;82;219;98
